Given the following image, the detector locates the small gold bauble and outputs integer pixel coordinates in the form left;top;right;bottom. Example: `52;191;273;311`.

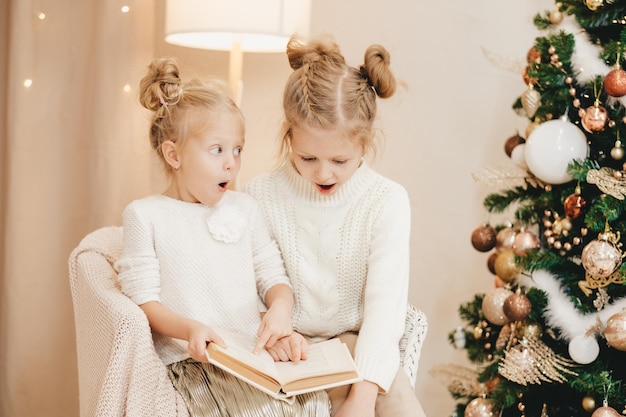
549;10;563;24
582;396;596;413
611;144;624;160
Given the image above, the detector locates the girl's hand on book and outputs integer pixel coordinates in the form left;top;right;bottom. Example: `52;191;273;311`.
187;322;226;363
255;299;293;354
265;333;309;363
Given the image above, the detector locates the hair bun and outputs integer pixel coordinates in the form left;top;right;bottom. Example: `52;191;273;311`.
286;35;346;70
361;44;396;99
139;57;182;111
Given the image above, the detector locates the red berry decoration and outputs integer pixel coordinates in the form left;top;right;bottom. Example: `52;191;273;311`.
471;224;497;252
604;66;626;98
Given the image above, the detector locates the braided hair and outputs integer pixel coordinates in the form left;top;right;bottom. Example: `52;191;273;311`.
279;35;396;165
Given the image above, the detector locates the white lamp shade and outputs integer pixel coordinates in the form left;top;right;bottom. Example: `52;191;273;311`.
165;0;311;52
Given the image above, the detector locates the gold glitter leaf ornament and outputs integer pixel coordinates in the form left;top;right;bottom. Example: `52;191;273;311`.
587;167;626;200
498;337;578;386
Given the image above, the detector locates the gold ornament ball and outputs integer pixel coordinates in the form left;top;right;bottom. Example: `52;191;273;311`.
604;68;626;97
591;406;621;417
582;397;596;413
494;249;520;283
482;288;513;326
604;309;626;351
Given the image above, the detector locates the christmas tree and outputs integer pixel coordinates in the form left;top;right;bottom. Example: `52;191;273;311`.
433;1;626;416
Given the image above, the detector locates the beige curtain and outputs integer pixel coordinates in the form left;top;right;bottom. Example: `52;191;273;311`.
1;0;162;415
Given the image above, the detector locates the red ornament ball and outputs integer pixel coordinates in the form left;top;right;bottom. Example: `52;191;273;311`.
604;309;626;351
502;292;532;321
604;67;626;98
471;224;497;252
564;193;587;219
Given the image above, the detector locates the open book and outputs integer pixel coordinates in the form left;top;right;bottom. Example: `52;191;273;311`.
206;328;361;398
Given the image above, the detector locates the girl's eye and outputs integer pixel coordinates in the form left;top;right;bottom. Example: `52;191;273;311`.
301;156;316;162
210;147;222;155
333;160;347;165
234;147;243;156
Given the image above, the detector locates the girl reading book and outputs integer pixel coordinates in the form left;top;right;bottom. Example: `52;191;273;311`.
115;57;329;417
244;36;427;417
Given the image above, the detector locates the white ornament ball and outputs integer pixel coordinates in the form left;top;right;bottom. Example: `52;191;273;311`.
568;334;600;364
524;117;588;184
510;143;528;169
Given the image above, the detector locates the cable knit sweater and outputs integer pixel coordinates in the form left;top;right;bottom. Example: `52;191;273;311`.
244;162;411;392
115;192;291;366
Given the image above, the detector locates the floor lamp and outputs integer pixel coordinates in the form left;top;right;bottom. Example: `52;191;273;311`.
164;0;311;106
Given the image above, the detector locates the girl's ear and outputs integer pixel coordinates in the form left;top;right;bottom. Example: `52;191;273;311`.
161;140;180;170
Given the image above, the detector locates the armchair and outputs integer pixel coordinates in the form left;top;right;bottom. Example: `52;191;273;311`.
69;226;427;416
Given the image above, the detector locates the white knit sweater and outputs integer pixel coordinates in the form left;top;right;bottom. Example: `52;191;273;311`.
115;192;291;366
244;162;411;392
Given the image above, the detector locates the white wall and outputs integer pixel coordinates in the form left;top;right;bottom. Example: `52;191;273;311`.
157;1;555;415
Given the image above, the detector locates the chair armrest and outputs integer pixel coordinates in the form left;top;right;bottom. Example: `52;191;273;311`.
69;227;189;417
399;303;428;388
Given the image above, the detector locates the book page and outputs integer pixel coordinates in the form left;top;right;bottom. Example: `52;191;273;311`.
275;338;358;384
209;328;279;379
